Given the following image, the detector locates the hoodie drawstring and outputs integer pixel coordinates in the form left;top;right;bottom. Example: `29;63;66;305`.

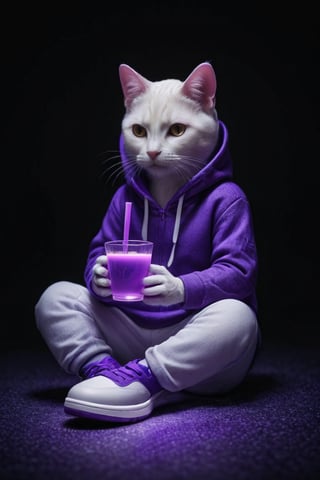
141;197;149;241
141;195;185;268
167;195;184;267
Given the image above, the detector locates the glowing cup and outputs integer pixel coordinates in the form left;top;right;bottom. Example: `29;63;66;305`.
105;240;153;302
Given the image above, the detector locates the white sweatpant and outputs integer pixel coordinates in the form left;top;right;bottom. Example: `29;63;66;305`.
35;281;259;395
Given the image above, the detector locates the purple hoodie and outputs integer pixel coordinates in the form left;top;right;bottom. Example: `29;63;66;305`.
85;121;258;328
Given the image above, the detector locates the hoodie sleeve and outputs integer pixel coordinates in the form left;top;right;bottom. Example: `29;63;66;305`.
180;195;258;311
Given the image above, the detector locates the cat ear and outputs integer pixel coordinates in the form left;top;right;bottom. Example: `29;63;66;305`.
119;64;150;109
181;62;217;111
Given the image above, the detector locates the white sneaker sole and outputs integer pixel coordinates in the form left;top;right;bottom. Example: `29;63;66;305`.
64;389;190;423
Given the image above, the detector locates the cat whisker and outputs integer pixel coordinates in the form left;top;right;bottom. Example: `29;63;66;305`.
123;161;142;178
100;154;122;166
100;158;124;183
179;156;208;175
172;158;206;183
180;154;208;166
97;149;124;186
100;155;142;187
103;160;123;174
101;165;125;186
97;145;211;191
176;167;194;183
97;149;120;158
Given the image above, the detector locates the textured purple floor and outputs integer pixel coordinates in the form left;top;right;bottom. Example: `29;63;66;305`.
1;341;319;480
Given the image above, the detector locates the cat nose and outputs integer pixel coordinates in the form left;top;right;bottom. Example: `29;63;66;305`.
147;150;161;161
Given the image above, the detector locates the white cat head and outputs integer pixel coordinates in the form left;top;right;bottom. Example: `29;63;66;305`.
119;62;220;182
119;62;217;113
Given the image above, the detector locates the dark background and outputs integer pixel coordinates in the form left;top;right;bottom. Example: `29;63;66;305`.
2;5;319;350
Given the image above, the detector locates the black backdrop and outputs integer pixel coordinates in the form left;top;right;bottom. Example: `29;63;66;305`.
2;5;319;350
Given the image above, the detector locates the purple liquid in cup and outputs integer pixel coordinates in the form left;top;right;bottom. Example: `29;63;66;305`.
105;240;153;302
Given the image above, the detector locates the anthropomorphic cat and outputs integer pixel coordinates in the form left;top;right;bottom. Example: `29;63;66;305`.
35;62;260;423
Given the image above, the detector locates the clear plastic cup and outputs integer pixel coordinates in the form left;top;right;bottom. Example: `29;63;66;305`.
105;240;153;302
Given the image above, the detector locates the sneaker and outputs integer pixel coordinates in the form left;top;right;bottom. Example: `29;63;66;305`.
80;355;121;379
64;359;188;423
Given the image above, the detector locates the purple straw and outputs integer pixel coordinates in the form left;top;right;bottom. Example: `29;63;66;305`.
123;202;132;252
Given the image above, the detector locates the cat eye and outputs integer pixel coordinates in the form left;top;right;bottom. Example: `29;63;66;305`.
169;123;186;137
132;124;147;137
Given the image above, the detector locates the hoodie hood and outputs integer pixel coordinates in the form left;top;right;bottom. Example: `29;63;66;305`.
119;120;233;202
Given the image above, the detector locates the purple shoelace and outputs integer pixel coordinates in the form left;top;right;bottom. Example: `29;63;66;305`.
81;356;121;379
95;359;163;395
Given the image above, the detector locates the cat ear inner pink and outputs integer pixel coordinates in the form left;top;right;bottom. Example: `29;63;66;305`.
119;64;150;109
181;62;217;110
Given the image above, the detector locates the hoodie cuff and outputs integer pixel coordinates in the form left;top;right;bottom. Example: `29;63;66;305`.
180;272;206;310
